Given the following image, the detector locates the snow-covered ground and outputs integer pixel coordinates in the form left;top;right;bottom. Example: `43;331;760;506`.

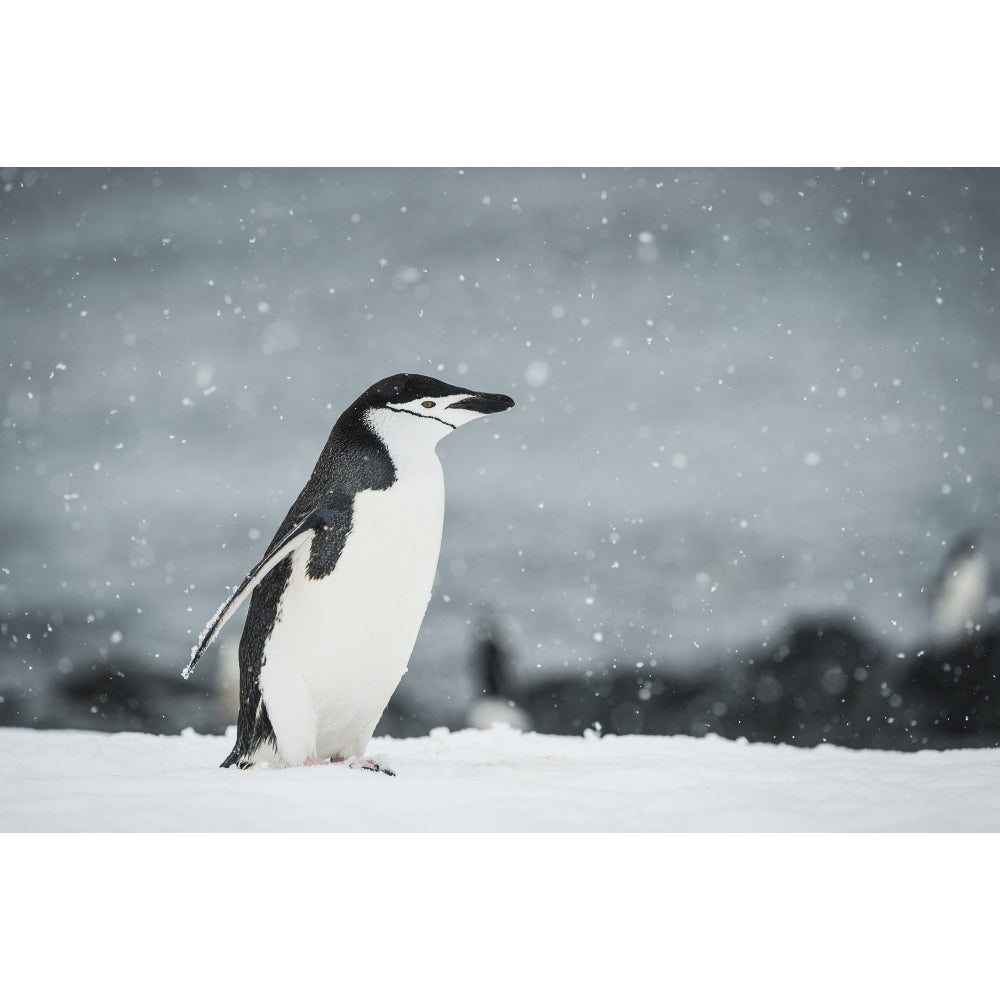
3;724;998;832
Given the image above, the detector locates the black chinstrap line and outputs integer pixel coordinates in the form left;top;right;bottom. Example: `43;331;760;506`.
386;404;457;429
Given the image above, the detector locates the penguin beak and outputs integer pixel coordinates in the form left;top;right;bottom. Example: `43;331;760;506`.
446;391;515;415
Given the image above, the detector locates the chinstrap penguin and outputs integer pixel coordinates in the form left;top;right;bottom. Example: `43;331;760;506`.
184;373;514;771
929;532;991;643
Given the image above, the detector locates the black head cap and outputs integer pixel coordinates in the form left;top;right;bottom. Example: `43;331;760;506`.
359;373;514;413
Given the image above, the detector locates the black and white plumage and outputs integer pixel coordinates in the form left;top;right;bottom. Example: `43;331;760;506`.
184;373;514;770
930;532;991;642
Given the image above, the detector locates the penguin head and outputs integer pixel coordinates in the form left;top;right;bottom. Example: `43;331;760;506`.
360;373;514;441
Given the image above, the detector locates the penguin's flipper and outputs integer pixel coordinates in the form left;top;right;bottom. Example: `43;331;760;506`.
183;513;319;679
183;528;309;679
184;490;355;680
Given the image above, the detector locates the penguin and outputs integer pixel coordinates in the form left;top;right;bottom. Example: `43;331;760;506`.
464;619;531;732
929;532;991;643
183;373;514;771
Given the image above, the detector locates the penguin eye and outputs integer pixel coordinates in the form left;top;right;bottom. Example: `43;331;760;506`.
421;400;436;409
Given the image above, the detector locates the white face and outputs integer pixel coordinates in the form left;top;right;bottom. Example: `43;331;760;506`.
364;393;493;468
383;393;488;430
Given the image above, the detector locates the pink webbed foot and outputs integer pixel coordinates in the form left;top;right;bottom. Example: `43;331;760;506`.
344;756;396;777
302;755;395;775
304;755;333;766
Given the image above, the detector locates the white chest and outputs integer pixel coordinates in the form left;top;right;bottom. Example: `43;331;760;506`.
258;463;445;762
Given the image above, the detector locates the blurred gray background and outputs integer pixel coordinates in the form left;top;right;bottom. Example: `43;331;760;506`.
1;167;998;728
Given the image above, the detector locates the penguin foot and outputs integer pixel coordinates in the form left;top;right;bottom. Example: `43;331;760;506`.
302;754;395;775
346;756;396;777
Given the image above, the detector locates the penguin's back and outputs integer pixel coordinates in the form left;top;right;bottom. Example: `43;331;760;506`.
257;462;446;763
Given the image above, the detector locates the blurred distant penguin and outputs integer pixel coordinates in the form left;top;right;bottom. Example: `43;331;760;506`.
465;619;531;732
184;374;514;770
930;532;991;642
